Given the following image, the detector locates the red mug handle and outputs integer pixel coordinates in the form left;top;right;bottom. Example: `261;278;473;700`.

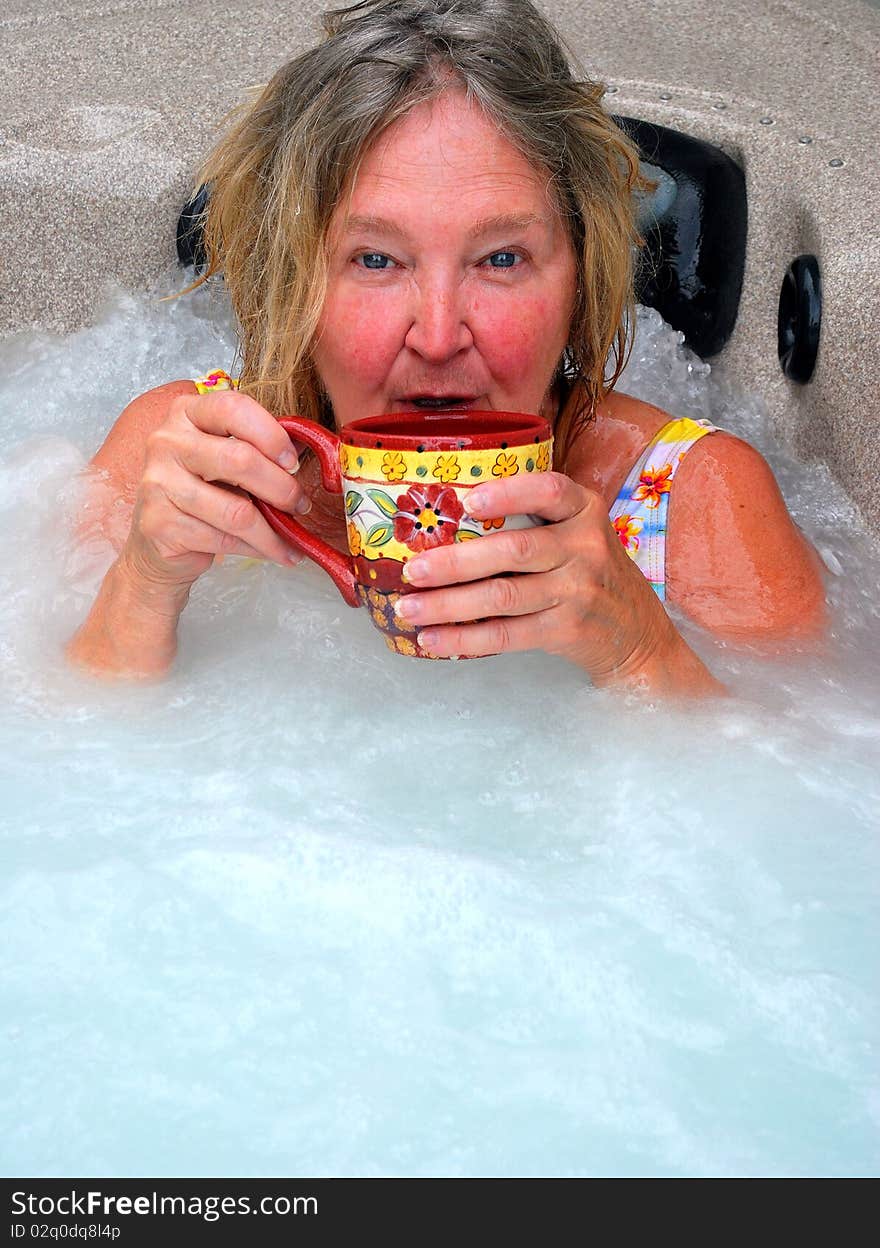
252;417;360;608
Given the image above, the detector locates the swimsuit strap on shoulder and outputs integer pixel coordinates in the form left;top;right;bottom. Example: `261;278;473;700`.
192;369;239;394
608;416;718;601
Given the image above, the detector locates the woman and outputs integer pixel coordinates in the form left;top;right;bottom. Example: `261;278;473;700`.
66;0;826;694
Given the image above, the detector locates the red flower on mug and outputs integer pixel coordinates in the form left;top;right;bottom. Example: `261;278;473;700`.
394;483;464;552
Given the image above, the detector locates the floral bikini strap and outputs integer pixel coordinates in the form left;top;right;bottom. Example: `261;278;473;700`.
192;369;239;394
608;416;719;601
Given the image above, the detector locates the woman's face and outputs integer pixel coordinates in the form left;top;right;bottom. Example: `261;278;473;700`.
312;88;578;427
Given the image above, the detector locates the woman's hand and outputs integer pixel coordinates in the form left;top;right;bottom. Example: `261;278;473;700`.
122;388;310;595
395;471;724;694
67;387;310;680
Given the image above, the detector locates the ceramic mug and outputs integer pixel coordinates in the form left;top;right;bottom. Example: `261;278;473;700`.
253;411;553;658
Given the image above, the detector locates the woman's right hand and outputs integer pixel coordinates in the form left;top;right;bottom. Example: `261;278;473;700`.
120;388;311;595
68;385;313;680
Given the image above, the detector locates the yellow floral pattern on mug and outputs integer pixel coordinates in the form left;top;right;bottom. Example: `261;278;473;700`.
432;454;461;483
492;451;519;478
347;521;363;557
337;438;552;484
381;451;407;483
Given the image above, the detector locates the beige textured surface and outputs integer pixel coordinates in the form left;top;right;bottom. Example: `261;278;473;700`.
1;0;878;522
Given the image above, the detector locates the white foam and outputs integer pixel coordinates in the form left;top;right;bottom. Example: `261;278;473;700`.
0;280;877;1177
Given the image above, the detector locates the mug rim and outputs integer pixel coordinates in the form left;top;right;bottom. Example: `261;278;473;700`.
341;409;551;451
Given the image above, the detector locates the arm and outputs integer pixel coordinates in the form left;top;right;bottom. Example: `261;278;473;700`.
90;380;199;509
65;545;194;681
666;432;827;639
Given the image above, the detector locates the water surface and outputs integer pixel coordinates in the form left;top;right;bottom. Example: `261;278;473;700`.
1;280;877;1176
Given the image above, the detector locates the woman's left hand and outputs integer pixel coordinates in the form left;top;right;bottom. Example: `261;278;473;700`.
395;471;703;688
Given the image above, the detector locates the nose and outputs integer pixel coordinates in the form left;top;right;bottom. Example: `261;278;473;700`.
404;274;474;363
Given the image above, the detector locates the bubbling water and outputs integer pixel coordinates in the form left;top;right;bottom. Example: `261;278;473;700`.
0;279;877;1177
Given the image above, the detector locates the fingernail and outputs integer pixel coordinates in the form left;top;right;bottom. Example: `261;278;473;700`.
283;549;303;566
279;448;300;473
396;595;420;621
463;489;486;515
402;558;427;584
295;494;312;515
417;630;439;652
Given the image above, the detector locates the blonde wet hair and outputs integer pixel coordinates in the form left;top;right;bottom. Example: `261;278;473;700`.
190;0;649;462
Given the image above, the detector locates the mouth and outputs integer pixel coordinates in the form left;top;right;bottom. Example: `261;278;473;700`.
399;395;479;411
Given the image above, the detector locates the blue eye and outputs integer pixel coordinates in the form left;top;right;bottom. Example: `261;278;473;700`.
359;252;392;270
488;251;518;268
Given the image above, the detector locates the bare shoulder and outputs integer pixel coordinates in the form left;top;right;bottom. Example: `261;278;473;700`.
666;429;827;638
561;387;827;637
563;388;677;503
90;379;197;503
